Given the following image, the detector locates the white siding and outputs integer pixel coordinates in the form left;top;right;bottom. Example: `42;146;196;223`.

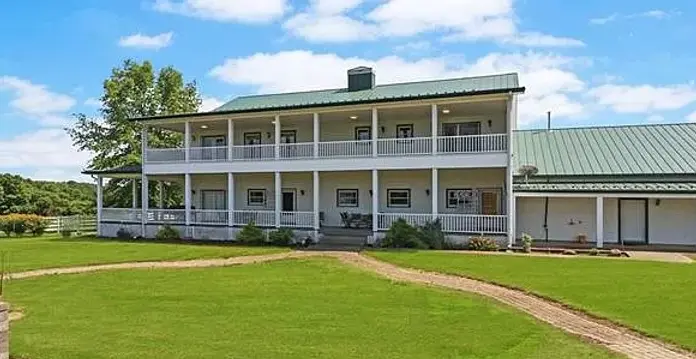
648;199;696;245
379;170;430;213
439;168;505;214
319;171;372;227
516;197;596;242
234;173;275;211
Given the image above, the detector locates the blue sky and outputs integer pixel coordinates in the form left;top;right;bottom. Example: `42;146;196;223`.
1;0;695;181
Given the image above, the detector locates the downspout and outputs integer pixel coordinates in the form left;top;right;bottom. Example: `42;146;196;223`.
543;111;551;242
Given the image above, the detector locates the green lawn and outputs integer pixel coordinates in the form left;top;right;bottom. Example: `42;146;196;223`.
0;236;287;272
5;258;618;359
368;250;696;351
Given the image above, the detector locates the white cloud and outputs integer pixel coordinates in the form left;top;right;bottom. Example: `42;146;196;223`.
118;32;173;50
84;97;101;107
284;0;583;48
153;0;288;23
200;96;225;112
0;76;76;127
687;111;696;123
394;40;431;53
590;9;677;25
0;129;90;170
646;114;665;123
588;84;696;113
209;50;586;125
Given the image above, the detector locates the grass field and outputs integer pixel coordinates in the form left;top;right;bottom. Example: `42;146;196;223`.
0;235;287;272
5;258;619;359
368;250;696;351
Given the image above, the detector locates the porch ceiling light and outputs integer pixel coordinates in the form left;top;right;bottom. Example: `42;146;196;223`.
200;125;209;129
442;109;450;114
349;115;358;120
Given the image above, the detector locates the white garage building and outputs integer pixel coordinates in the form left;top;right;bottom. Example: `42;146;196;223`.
513;123;696;248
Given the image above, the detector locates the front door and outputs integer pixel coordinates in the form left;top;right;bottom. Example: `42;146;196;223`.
619;199;648;244
282;190;295;212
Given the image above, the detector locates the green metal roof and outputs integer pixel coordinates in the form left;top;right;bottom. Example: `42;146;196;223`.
513;123;696;176
213;73;521;113
514;182;696;193
82;165;142;176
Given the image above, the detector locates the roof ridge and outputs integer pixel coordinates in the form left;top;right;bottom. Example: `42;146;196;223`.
514;122;695;133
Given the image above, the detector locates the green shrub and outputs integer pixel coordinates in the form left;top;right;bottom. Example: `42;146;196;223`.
155;225;180;241
116;228;132;240
268;228;294;246
236;221;266;245
468;236;499;251
0;214;48;237
521;233;533;253
417;219;445;249
60;229;73;238
381;219;427;249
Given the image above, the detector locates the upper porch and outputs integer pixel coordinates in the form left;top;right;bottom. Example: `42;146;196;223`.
143;97;515;173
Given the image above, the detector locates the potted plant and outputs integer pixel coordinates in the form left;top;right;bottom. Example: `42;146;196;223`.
575;233;588;244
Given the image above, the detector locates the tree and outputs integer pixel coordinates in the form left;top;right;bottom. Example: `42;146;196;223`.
67;60;201;207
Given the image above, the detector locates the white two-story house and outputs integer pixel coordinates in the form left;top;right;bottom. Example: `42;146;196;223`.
87;67;524;245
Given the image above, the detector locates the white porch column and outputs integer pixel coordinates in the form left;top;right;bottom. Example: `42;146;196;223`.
505;95;517;248
157;181;164;208
371;107;378;157
227;119;234;160
184;173;191;227
313;113;319;158
141;127;148;163
431;168;438;220
228;173;235;227
131;179;137;209
274;115;281;159
141;174;148;236
313;171;320;231
96;176;103;236
184;120;191;162
596;196;604;248
372;169;379;232
431;104;438;154
275;171;282;228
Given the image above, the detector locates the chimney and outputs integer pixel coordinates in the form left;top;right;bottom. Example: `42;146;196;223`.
347;66;375;92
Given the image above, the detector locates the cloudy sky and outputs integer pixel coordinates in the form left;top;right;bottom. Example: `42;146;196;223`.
1;0;695;182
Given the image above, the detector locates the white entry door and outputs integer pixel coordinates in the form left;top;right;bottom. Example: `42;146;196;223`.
619;199;647;244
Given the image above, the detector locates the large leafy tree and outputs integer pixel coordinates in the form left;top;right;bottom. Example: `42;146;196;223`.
68;60;201;207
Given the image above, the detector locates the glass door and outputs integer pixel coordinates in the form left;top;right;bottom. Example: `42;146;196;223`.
201;136;227;160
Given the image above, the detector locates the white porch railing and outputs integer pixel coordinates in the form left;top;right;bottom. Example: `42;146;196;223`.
230;144;275;161
280;143;314;159
192;210;228;225
376;213;432;230
147;209;186;224
437;134;507;154
189;146;228;162
233;210;275;227
439;214;507;234
102;208;141;222
318;140;372;158
377;137;432;156
145;148;185;163
281;211;314;228
376;213;507;234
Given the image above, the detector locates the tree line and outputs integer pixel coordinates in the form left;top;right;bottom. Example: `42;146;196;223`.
0;174;95;216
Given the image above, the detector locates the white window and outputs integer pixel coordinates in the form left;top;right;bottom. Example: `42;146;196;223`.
387;189;411;208
247;189;266;207
396;124;413;138
355;127;371;141
446;188;478;212
336;189;359;207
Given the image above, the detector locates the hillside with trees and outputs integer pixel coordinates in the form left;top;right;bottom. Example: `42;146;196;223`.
0;173;95;216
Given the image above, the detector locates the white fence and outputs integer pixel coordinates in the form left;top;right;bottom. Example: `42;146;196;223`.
147;209;186;224
191;210;228;225
280;143;314;159
145;148;186;163
46;215;97;233
318;140;373;158
376;213;432;230
230;144;275;161
189;146;228;162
